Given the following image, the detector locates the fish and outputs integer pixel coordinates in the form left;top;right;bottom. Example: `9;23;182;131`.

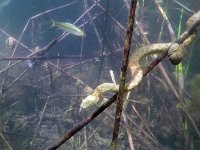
51;19;85;37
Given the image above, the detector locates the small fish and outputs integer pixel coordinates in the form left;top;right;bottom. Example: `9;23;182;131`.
51;19;85;37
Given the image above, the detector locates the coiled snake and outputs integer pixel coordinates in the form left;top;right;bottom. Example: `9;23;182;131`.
80;10;200;109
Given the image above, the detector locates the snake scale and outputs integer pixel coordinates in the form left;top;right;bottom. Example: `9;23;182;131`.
80;10;200;109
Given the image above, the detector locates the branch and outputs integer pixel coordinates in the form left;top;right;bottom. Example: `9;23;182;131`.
46;94;117;150
111;0;137;149
46;9;200;150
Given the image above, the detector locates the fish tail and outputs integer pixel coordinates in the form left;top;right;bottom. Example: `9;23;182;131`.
50;19;55;28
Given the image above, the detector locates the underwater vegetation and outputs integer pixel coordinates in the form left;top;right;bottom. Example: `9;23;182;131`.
189;74;200;123
186;74;200;149
0;0;199;149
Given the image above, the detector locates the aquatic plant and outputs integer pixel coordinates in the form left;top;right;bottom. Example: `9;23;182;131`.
0;0;199;150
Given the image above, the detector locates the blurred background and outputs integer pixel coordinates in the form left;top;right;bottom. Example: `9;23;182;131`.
0;0;199;149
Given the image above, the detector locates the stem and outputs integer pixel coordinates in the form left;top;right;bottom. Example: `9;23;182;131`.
111;0;137;149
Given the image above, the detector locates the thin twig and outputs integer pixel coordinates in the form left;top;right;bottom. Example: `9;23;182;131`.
122;112;135;150
111;1;137;149
30;96;51;150
46;94;117;150
155;0;176;40
0;28;32;52
0;132;13;150
47;7;200;150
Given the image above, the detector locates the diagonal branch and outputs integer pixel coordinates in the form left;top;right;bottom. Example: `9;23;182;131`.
46;8;200;150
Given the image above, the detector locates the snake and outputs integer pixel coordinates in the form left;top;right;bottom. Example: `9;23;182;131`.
80;10;200;109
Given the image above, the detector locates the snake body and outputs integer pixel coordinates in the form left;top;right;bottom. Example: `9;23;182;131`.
81;10;200;109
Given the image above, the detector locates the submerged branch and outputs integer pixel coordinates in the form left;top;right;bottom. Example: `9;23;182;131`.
111;0;137;149
47;8;200;150
46;94;117;150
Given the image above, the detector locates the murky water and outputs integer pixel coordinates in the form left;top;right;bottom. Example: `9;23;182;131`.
0;0;199;149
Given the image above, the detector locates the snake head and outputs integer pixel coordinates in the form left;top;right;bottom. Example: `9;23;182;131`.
80;95;100;109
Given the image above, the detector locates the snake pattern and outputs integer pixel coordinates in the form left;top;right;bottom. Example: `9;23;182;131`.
80;10;200;109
